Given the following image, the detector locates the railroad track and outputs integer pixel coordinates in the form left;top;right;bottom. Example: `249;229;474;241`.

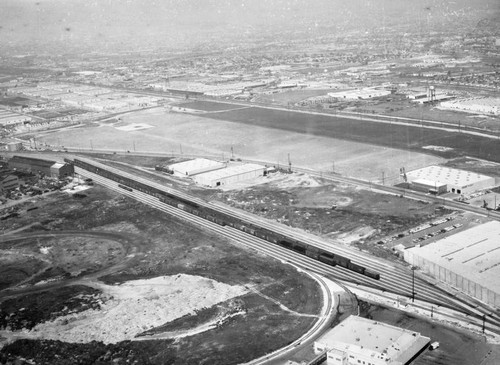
71;158;500;325
79;169;500;335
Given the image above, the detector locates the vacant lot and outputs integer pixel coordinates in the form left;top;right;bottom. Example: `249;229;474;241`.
213;172;453;258
178;101;240;112
199;104;500;162
0;185;323;364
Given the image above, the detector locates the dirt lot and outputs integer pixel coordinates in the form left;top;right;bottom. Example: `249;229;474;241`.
0;184;323;364
212;171;453;259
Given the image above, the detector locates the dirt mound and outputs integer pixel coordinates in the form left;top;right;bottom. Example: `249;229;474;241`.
28;275;248;344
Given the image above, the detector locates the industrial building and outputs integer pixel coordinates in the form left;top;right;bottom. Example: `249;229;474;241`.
168;158;226;176
405;165;495;195
404;221;500;308
8;156;74;178
314;315;430;365
193;163;265;188
0;109;31;127
0;140;24;152
0;171;19;193
328;88;391;100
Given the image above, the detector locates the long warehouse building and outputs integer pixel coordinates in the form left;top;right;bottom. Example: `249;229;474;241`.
404;221;500;308
193;163;265;188
405;165;495;195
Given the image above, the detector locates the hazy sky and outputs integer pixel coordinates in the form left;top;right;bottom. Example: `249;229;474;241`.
0;0;498;53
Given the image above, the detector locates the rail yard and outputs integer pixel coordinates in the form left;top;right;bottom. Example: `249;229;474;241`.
67;155;500;336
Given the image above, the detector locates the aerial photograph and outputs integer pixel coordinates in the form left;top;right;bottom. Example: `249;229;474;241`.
1;0;500;364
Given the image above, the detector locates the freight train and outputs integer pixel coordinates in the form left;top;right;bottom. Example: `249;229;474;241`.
68;157;380;280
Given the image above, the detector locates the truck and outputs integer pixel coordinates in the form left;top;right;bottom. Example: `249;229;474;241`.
429;341;440;350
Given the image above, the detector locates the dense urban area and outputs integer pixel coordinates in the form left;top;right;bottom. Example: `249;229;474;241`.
1;1;500;365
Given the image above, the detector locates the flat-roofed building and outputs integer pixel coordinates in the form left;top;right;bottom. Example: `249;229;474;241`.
314;315;430;365
193;163;265;188
328;88;391;100
50;162;74;178
404;221;500;308
410;178;447;195
406;165;495;195
0;109;31;126
169;158;226;176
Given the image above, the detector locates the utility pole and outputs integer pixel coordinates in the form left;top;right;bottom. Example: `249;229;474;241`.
288;153;292;172
179;144;183;155
231;146;234;159
411;266;418;303
382;171;385;185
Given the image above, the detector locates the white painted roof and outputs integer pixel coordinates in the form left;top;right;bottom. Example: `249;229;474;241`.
51;162;65;169
412;178;447;188
169;158;225;175
317;315;429;364
406;165;492;188
407;221;500;294
194;163;264;181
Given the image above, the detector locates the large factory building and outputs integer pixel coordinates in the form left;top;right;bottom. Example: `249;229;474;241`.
193;163;265;188
168;158;226;176
8;155;74;178
404;221;500;308
405;165;495;195
314;315;430;365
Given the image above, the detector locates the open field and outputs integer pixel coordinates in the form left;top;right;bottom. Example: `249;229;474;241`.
0;96;34;107
198;104;500;162
36;107;444;182
178;101;240;112
0;184;323;364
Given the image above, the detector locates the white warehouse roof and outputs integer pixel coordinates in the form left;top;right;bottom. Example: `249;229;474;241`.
168;158;226;176
411;178;447;188
406;165;493;189
405;221;500;296
195;163;264;181
193;163;265;187
315;315;430;365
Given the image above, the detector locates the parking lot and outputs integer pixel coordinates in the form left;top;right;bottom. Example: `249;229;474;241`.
384;211;490;251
